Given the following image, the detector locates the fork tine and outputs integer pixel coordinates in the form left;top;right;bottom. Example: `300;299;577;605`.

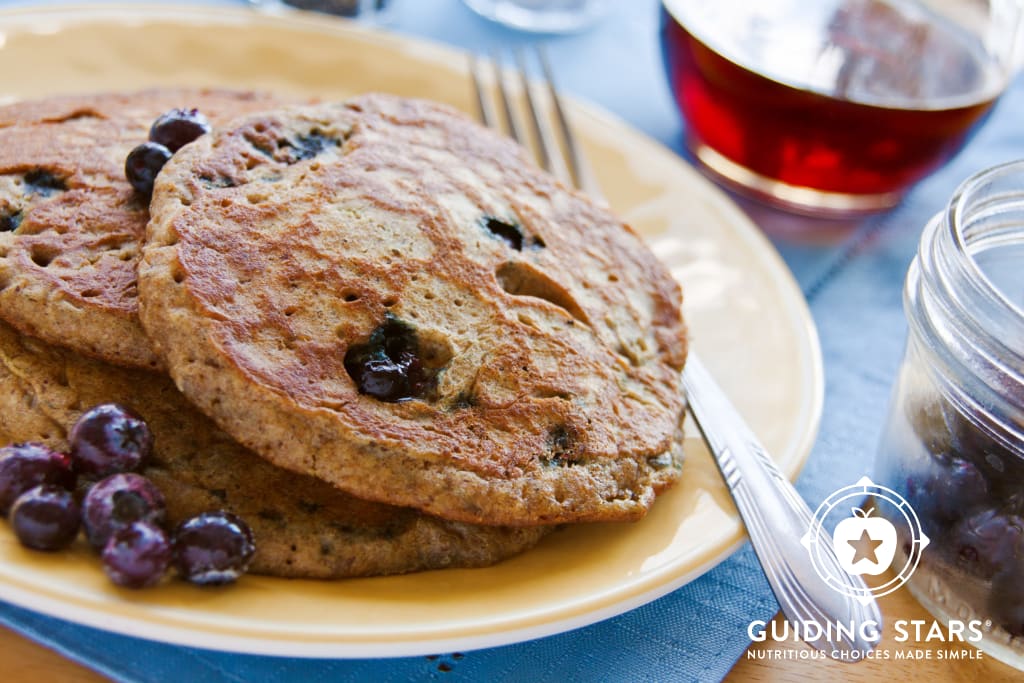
472;47;603;202
492;50;526;146
516;48;573;186
470;53;497;129
515;49;551;174
537;45;604;201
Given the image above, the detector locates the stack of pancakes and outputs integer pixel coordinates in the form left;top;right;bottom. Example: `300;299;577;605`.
0;89;688;579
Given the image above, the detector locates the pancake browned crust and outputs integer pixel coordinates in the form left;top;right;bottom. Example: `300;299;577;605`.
0;89;291;369
0;322;550;579
139;95;688;526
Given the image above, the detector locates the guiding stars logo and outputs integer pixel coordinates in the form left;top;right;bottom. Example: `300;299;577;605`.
748;478;985;662
801;476;929;603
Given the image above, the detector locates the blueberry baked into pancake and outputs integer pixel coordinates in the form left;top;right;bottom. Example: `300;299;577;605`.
0;89;291;370
139;94;688;527
0;320;549;578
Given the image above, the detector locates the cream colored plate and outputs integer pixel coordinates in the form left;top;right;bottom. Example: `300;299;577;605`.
0;5;823;657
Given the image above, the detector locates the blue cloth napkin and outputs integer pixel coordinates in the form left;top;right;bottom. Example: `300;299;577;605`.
2;1;1023;680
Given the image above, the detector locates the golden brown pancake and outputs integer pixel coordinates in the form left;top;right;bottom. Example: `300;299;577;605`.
0;321;550;578
0;89;291;369
139;94;688;526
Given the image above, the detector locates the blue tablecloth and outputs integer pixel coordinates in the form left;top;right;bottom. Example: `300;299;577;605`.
1;1;1023;680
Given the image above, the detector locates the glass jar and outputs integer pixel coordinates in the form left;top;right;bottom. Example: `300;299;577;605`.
876;161;1024;669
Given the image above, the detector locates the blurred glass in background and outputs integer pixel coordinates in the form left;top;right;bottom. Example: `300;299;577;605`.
462;0;611;33
660;0;1024;217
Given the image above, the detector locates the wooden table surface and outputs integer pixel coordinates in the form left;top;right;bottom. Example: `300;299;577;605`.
727;582;1019;682
2;579;1020;683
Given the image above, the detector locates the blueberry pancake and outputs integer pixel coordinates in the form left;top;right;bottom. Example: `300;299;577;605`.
0;321;549;578
140;95;688;526
0;89;291;370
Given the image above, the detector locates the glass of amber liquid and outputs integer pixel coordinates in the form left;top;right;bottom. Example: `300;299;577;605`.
660;0;1023;216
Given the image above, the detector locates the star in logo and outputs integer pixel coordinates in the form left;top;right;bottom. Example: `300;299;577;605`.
848;529;885;565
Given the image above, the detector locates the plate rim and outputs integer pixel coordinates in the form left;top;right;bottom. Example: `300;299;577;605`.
0;2;824;658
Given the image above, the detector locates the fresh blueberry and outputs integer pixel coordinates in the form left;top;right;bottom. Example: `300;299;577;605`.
1005;491;1024;517
125;142;172;195
82;473;166;550
69;404;153;478
940;403;1024;492
948;508;1023;580
101;520;172;589
344;315;431;402
9;484;81;551
908;457;989;526
0;443;75;515
174;511;255;586
149;108;211;152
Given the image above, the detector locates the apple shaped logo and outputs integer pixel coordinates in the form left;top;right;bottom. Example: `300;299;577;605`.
832;506;897;576
803;477;930;602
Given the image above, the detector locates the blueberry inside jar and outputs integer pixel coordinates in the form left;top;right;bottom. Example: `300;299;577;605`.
875;160;1024;669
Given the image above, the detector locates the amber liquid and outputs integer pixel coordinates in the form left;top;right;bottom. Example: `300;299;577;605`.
660;0;1002;199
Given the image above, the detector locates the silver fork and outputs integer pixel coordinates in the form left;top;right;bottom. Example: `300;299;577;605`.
471;48;882;657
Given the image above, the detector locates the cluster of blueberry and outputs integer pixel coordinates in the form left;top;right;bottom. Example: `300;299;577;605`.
0;404;254;589
904;400;1024;637
125;108;211;195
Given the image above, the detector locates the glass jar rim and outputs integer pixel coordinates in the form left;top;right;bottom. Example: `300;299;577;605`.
947;158;1024;325
906;159;1024;449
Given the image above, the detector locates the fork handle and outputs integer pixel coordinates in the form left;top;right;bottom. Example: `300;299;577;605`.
682;353;881;653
